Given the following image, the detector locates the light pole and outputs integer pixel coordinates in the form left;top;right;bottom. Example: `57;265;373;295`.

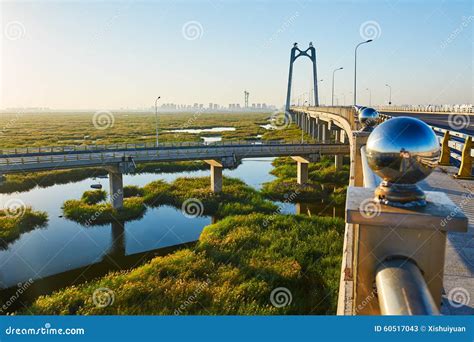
385;84;392;105
353;39;373;105
154;96;161;147
366;88;371;106
331;67;343;106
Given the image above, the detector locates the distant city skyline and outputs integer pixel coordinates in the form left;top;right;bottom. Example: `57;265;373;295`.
1;0;472;110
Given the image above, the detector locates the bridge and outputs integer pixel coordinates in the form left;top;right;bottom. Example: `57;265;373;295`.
290;105;473;315
0;140;349;208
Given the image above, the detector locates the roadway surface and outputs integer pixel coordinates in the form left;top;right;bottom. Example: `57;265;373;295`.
380;111;474;136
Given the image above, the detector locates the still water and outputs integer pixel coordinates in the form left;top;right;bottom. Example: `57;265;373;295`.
0;157;343;302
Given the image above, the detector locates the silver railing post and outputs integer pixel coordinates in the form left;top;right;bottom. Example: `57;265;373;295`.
344;113;468;315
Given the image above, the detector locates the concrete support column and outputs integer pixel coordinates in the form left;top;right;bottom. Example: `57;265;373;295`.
108;167;124;209
206;160;223;193
334;129;343;170
335;155;343;171
321;123;329;142
297;162;308;184
291;156;310;185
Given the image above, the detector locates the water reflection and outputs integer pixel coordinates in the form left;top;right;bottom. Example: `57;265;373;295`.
0;157;344;308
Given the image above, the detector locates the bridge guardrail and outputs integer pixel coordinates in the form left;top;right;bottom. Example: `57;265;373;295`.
0;140;312;158
375;105;473;113
0;141;350;171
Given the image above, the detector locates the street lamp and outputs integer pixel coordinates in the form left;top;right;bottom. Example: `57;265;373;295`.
353;39;373;105
385;84;392;105
366;88;371;106
332;67;343;106
154;96;161;147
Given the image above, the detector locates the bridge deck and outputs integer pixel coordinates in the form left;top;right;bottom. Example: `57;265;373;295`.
0;141;349;174
420;166;474;314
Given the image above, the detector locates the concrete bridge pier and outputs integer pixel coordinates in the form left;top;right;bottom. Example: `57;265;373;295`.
108;166;124;209
334;129;343;171
291;155;318;185
205;160;223;193
321;122;330;142
106;158;136;209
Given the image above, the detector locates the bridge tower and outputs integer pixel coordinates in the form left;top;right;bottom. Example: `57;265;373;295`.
285;42;319;113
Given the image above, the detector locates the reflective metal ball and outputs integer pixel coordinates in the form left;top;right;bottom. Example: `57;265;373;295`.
366;117;440;185
358;107;379;127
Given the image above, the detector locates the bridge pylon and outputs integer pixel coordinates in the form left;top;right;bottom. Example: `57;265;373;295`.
285;42;319;113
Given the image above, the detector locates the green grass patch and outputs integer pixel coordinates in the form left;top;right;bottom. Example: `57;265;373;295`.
0;208;48;244
261;157;349;204
62;197;146;226
81;190;107;205
62;176;277;225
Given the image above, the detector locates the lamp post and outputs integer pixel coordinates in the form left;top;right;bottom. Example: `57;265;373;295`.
154;96;161;147
366;88;371;106
332;67;343;106
353;39;373;105
385;84;392;105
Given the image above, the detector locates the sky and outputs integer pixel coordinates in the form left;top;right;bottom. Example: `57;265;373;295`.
0;0;472;110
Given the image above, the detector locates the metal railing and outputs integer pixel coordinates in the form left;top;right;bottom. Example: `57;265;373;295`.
360;146;381;188
0;139;328;158
375;259;440;315
376;104;473;113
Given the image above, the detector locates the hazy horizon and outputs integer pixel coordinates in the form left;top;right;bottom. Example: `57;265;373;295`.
1;0;472;110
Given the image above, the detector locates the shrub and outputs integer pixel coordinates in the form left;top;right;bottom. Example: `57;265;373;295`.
0;208;48;244
81;190;107;205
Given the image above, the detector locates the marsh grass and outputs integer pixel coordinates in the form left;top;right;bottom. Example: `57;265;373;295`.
62;176;277;225
261;157;349;203
0;208;48;245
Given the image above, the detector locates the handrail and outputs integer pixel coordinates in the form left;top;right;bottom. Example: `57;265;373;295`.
360;146;381;188
375;258;440;315
375;104;473;113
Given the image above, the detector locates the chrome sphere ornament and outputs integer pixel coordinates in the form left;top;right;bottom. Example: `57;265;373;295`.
358;107;379;129
366;116;440;206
